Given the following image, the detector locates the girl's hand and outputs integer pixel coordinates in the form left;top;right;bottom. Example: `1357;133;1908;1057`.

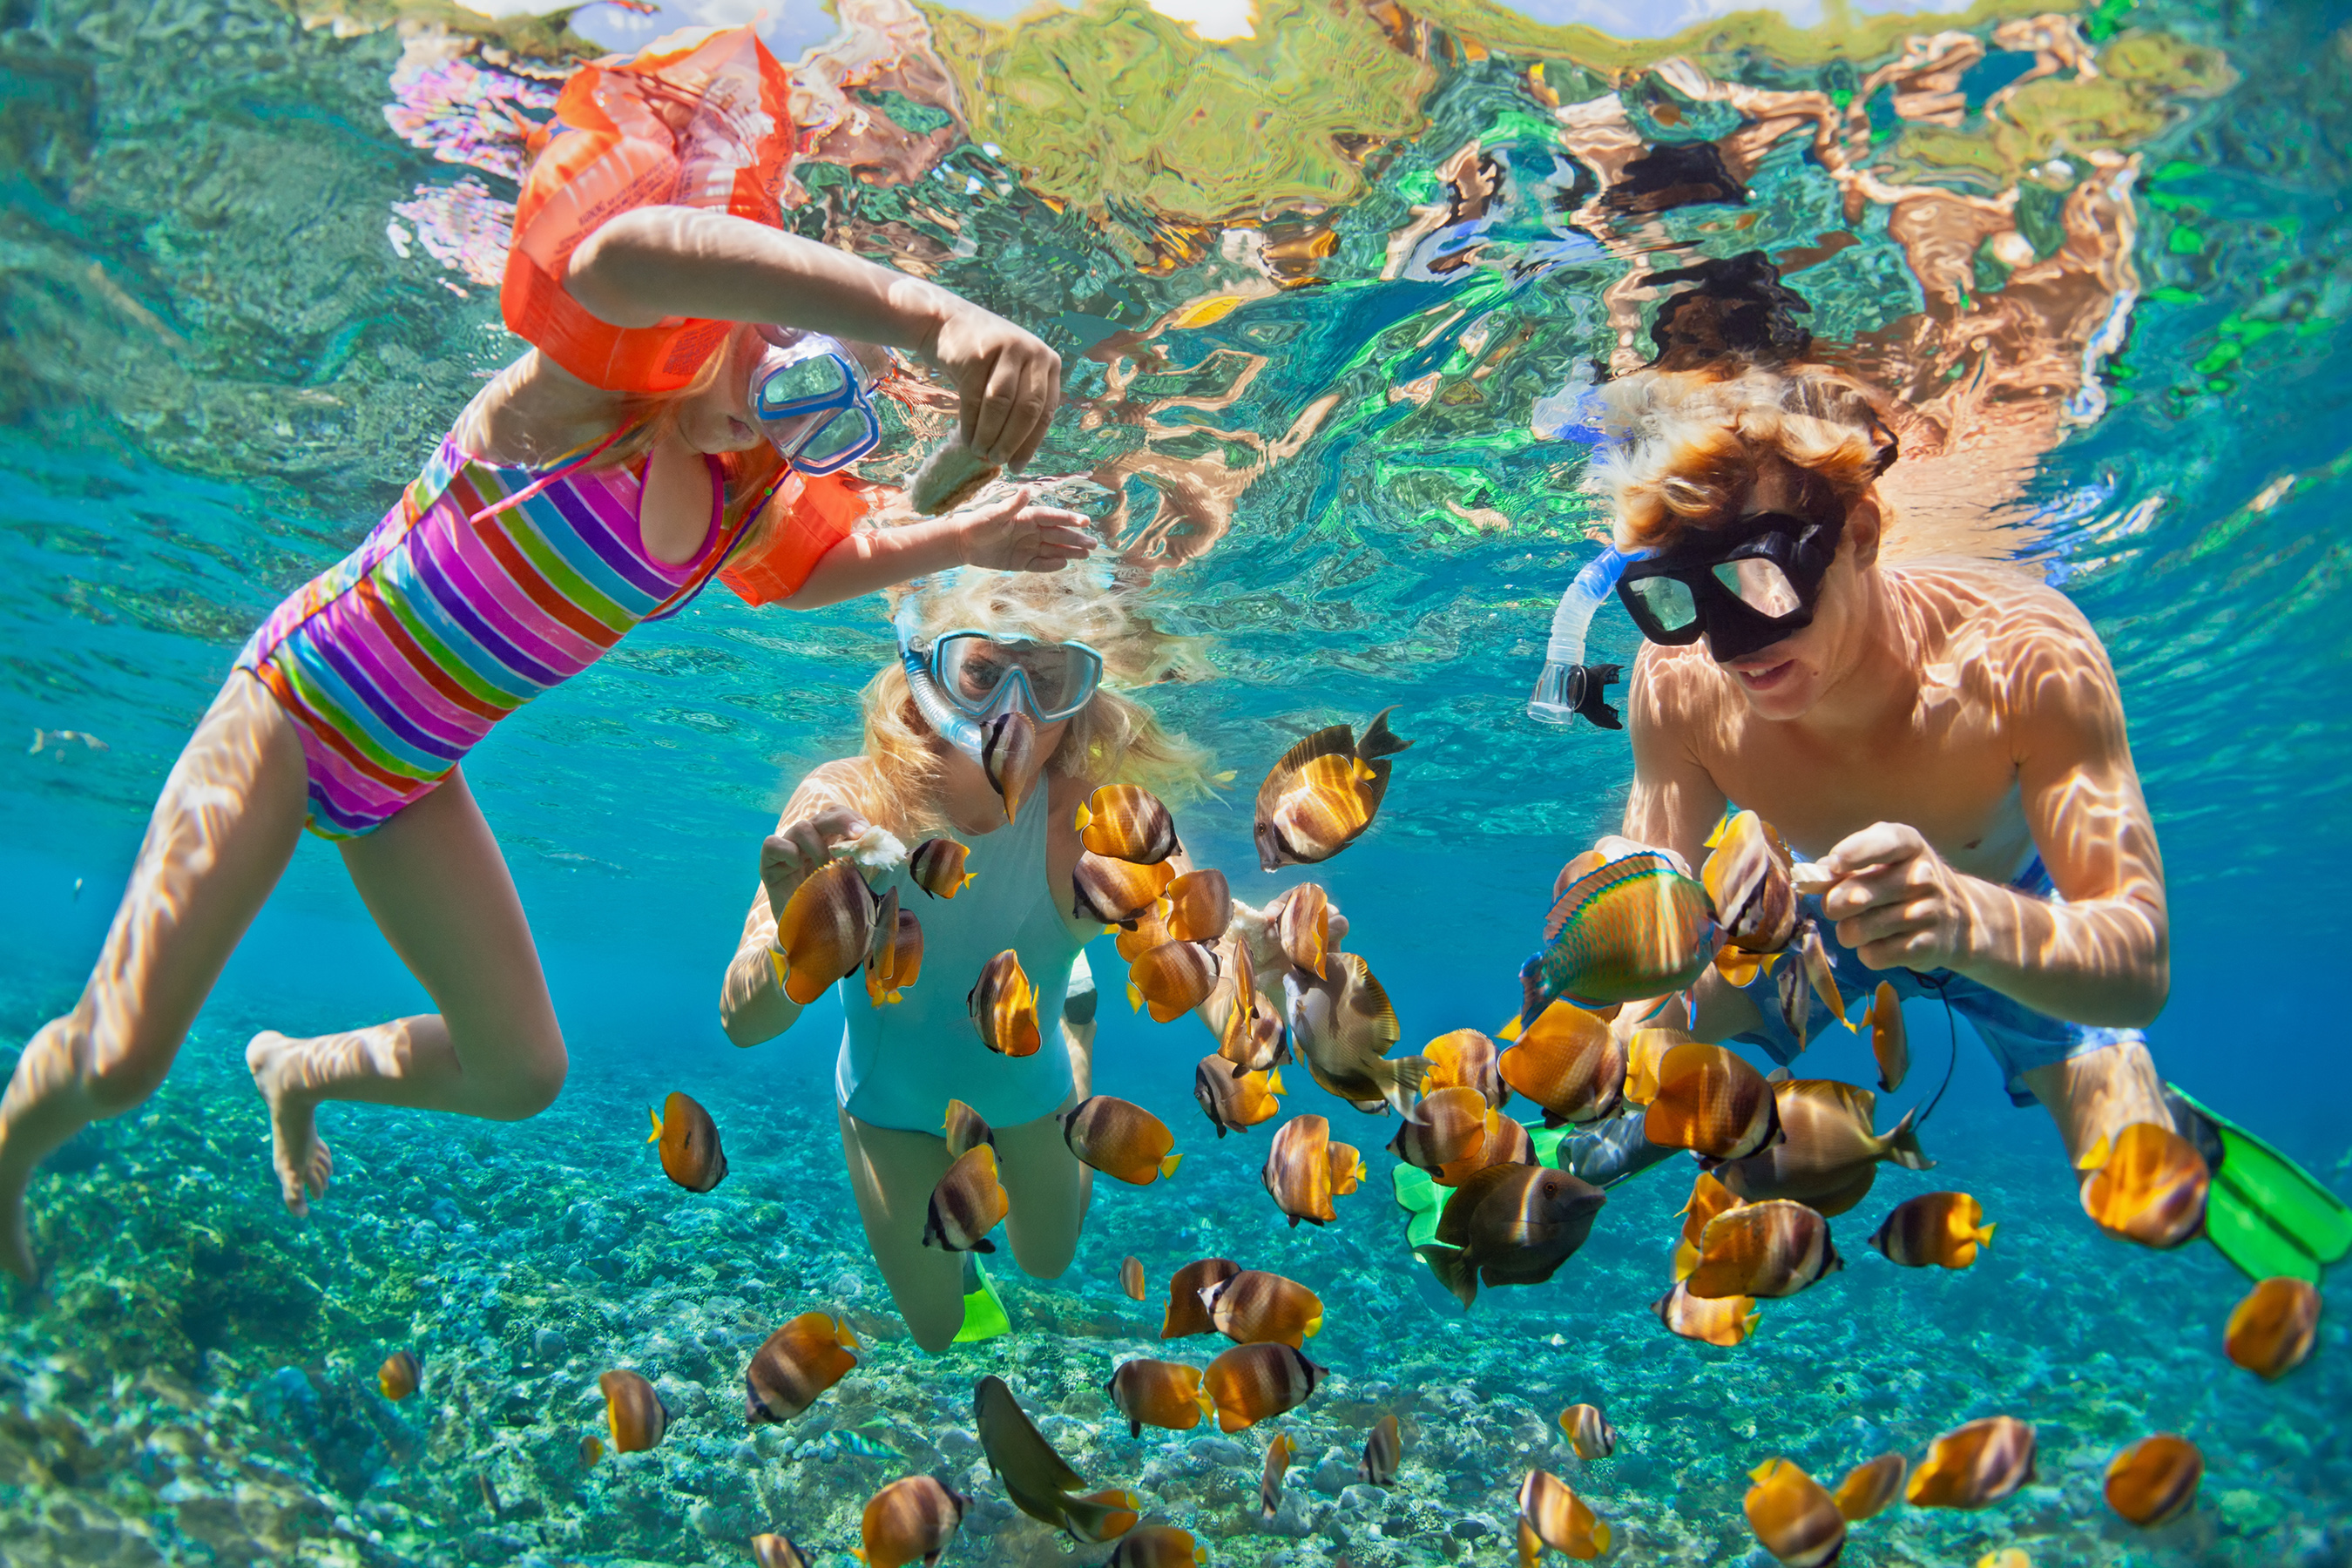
760;807;870;919
928;303;1064;470
1815;821;1977;972
953;487;1095;573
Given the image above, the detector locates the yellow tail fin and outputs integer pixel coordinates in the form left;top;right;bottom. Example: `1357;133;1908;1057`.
1592;1521;1612;1553
1128;983;1145;1012
645;1108;662;1144
1074;802;1093;832
1267;1069;1287;1094
2076;1134;2112;1173
1160;1153;1183;1179
1977;1222;1997;1247
1497;1014;1524;1042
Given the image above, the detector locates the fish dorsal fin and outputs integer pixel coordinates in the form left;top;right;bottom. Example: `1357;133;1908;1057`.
1344;956;1401;1046
1260;724;1358;810
1543;850;1680;943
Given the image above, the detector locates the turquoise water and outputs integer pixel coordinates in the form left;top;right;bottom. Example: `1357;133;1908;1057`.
1;0;2349;1563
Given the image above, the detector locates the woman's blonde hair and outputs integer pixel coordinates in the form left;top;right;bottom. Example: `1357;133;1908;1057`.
1587;359;1899;552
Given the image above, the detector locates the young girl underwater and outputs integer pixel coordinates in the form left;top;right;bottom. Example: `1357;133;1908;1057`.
0;28;1093;1281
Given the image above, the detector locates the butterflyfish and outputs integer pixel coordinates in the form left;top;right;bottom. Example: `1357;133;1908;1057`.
969;949;1043;1057
750;1533;814;1568
579;1435;604;1467
1421;1028;1508;1108
598;1369;668;1453
1712;1078;1930;1216
1558;1403;1618;1461
1777;958;1815;1053
1714;944;1774;988
1193;1058;1284;1136
1977;1553;2031;1568
1059;1489;1145;1544
1498;1003;1625;1126
1831;1452;1906;1521
1076;784;1179;864
1263;1113;1336;1227
1116;906;1173;963
1060;1096;1181;1185
1203;1342;1325;1432
979;709;1037;823
1119;1255;1147;1301
2224;1275;2319;1380
775;857;881;1004
1869;1192;1995;1269
1416;1163;1605;1309
1386;1085;1490;1172
1105;1357;1217;1436
1684;1199;1842;1300
1907;1415;2036;1509
1200;1268;1323;1347
377;1350;420;1402
1073;850;1176;928
971;1375;1087;1530
1651;1281;1759;1346
922;1145;1010;1253
943;1098;996;1159
1796;922;1846;1028
1254;706;1412;870
1260;1432;1297;1517
854;1475;967;1568
1744;1456;1844;1567
1107;1525;1206;1567
2077;1121;2209;1248
1359;1411;1402;1486
1161;868;1231;943
1430;1109;1534;1188
862;899;923;1006
1517;1469;1610;1560
1673;1171;1744;1280
1622;1024;1693;1106
743;1312;860;1423
1703;809;1798;955
1274;882;1330;977
647;1091;729;1193
1863;981;1907;1091
1326;1140;1366;1195
1284;953;1424;1115
1523;848;1713;1017
1644;1042;1782;1161
1160;1258;1240;1338
1127;940;1218;1023
2105;1433;2201;1527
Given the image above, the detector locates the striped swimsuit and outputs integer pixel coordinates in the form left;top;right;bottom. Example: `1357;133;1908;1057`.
236;432;741;838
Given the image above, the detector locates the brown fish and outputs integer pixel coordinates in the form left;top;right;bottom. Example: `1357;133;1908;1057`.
1284;952;1425;1115
1161;869;1231;943
1327;1141;1366;1195
1106;1357;1217;1436
971;1375;1086;1529
908;837;974;899
1061;1096;1181;1185
1831;1453;1906;1522
943;1098;996;1159
1389;1085;1491;1172
751;1535;814;1568
1673;1171;1745;1280
923;1145;1010;1253
1622;1025;1691;1106
776;857;881;1004
1119;1255;1147;1301
1712;1078;1930;1216
1108;1525;1206;1567
1869;1192;1995;1269
1777;958;1815;1053
1431;1109;1534;1187
1116;906;1173;963
744;1312;861;1423
2105;1434;2202;1528
1558;1403;1617;1461
1260;1432;1297;1517
647;1092;729;1193
1744;1457;1844;1568
1254;706;1412;870
1518;1470;1611;1560
856;1474;967;1568
377;1350;420;1401
1193;1058;1284;1137
1416;1162;1607;1308
1499;1003;1624;1125
1161;1258;1241;1337
1359;1411;1402;1486
863;902;923;1007
1644;1042;1782;1160
1061;1489;1145;1545
1274;882;1331;977
1207;936;1287;1077
1422;1029;1508;1108
1862;982;1907;1092
1076;785;1179;864
1263;1114;1335;1227
1203;1342;1325;1432
980;709;1038;823
1651;1281;1759;1347
579;1435;603;1467
1703;809;1797;955
970;949;1043;1058
1907;1416;2036;1509
1798;923;1846;1024
1201;1269;1323;1347
1684;1199;1842;1299
2078;1122;2209;1248
1128;940;1218;1023
1073;851;1176;928
599;1369;669;1453
2224;1275;2320;1380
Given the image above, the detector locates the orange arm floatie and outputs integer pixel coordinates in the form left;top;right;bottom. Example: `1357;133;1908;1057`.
720;470;876;606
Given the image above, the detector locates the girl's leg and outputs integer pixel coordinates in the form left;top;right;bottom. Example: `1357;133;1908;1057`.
997;1096;1092;1283
835;1105;963;1353
244;766;566;1214
0;673;310;1279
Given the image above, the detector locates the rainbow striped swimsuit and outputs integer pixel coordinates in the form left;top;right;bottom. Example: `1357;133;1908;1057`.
236;433;739;838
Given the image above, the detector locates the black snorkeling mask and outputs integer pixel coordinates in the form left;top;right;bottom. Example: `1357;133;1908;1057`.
1613;506;1847;664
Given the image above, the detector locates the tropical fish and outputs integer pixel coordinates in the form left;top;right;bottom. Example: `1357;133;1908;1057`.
1517;1470;1611;1560
1326;1141;1366;1195
1263;1115;1336;1227
855;1475;968;1568
909;837;972;899
1869;1192;1995;1269
1422;1029;1508;1107
1060;1489;1146;1545
923;1145;1010;1253
970;949;1043;1057
1715;944;1774;987
1076;784;1179;864
943;1098;996;1159
1193;1059;1284;1137
1203;1342;1326;1431
1777;960;1813;1052
1684;1199;1842;1299
1274;882;1330;977
599;1369;668;1453
1744;1456;1844;1568
1128;940;1218;1022
743;1312;861;1423
377;1350;420;1401
1712;1078;1930;1216
1977;1553;2031;1568
1523;849;1714;1016
1907;1416;2036;1509
1673;1171;1744;1280
751;1533;814;1568
2224;1275;2320;1380
1831;1453;1906;1521
1703;809;1798;955
980;709;1038;822
1622;1025;1690;1106
1107;1525;1206;1568
1260;1432;1297;1517
1062;1097;1181;1185
1388;1085;1491;1172
1863;981;1907;1092
1119;1256;1146;1301
1284;953;1425;1114
1254;706;1412;870
1161;1258;1241;1338
579;1435;603;1467
1644;1042;1782;1161
1431;1109;1535;1188
1416;1163;1607;1308
972;1375;1088;1531
1116;906;1173;963
2105;1433;2202;1528
1106;1357;1217;1436
1360;1412;1402;1486
1074;851;1177;928
1499;1003;1625;1125
2078;1122;2209;1247
863;902;923;1006
1200;1269;1323;1347
1161;869;1231;943
647;1092;729;1193
776;857;881;1004
1651;1281;1759;1346
1558;1403;1618;1461
815;1429;897;1461
1797;923;1845;1023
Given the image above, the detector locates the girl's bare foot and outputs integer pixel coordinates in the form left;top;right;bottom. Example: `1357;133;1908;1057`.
246;1031;334;1216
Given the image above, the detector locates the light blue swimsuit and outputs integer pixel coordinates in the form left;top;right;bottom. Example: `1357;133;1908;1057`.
834;797;1089;1132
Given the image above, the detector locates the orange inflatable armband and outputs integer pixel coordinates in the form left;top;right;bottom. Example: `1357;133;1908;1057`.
720;470;878;605
502;28;795;392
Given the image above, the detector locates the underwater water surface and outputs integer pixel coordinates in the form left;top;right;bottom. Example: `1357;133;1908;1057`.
0;0;2349;1563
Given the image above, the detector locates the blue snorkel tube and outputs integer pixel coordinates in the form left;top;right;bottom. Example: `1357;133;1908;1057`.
1527;546;1645;730
895;587;989;767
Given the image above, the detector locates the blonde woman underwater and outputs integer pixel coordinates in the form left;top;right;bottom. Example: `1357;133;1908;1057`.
720;568;1211;1350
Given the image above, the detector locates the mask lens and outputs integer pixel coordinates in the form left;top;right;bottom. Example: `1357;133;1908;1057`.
755;355;848;415
795;411;870;466
1714;557;1802;618
1628;575;1699;632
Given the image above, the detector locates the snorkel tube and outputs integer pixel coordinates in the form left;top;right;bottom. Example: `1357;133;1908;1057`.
1527;546;1645;730
896;587;986;767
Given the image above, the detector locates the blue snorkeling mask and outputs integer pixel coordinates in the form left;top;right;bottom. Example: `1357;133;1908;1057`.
748;326;881;474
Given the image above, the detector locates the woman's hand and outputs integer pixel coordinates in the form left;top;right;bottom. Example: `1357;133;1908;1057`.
1815;821;1977;973
929;304;1063;470
953;487;1096;573
760;807;870;919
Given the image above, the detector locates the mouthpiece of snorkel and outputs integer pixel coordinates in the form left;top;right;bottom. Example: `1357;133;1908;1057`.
896;587;986;767
1528;546;1644;730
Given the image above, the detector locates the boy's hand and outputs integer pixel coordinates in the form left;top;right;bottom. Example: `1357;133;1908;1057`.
1816;821;1975;972
760;807;870;920
928;304;1063;470
953;487;1095;573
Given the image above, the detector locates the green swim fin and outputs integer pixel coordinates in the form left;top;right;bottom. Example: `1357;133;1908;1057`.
1393;1123;1577;1252
953;1254;1012;1343
2169;1083;2352;1283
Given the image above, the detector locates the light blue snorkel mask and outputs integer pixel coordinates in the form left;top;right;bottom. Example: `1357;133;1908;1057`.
894;579;1105;785
749;325;882;474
